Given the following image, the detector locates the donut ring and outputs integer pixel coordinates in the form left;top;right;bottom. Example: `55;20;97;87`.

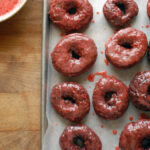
51;33;97;77
129;71;150;111
51;82;90;122
103;0;138;27
105;27;147;68
60;124;102;150
92;75;129;120
120;120;150;150
147;0;150;18
49;0;93;33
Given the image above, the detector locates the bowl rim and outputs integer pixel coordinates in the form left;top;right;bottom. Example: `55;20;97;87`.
0;0;27;22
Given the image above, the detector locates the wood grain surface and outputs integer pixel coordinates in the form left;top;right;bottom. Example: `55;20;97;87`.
0;0;42;149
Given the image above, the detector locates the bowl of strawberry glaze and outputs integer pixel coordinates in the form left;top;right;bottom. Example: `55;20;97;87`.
0;0;27;22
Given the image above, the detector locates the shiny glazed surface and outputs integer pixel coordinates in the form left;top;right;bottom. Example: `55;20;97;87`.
103;0;138;27
129;71;150;111
120;120;150;150
92;75;129;120
49;0;93;33
51;33;97;77
51;82;90;122
60;124;102;150
105;27;147;68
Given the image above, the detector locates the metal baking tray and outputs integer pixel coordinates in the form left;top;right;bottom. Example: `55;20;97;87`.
42;0;49;148
42;0;150;149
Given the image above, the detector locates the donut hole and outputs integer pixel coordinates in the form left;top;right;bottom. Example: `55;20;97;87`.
67;7;77;15
105;91;116;100
73;136;85;148
105;91;116;101
121;42;132;49
62;96;76;104
70;48;81;59
141;137;150;149
147;86;150;95
116;3;126;15
119;40;133;49
72;50;81;59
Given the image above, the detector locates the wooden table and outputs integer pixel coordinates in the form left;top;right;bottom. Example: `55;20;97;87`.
0;0;42;149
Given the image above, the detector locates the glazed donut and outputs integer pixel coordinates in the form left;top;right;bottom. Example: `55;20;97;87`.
60;124;102;150
105;27;147;68
147;0;150;18
103;0;138;27
120;120;150;150
92;75;129;120
51;82;90;122
129;71;150;111
51;33;97;77
49;0;93;33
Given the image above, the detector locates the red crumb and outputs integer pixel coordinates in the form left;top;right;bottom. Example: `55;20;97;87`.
100;125;104;128
100;50;104;54
88;74;95;82
56;123;58;126
142;25;144;28
96;11;100;15
145;24;149;28
0;0;18;16
60;33;65;37
92;20;95;23
129;115;134;121
92;112;95;116
113;130;117;135
139;113;147;120
89;85;91;88
115;146;120;150
88;71;107;82
104;59;109;66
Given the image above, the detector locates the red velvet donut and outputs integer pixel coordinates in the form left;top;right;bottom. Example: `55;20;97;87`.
103;0;138;27
51;33;97;77
120;120;150;150
51;82;90;122
92;75;129;120
129;71;150;111
105;27;147;68
49;0;93;33
60;124;102;150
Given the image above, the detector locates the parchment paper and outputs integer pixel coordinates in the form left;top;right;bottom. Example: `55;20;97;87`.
43;0;150;149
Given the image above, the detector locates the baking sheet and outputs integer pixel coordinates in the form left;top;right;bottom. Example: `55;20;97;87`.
42;0;150;149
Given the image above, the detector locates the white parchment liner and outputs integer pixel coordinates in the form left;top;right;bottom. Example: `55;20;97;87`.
43;0;150;149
